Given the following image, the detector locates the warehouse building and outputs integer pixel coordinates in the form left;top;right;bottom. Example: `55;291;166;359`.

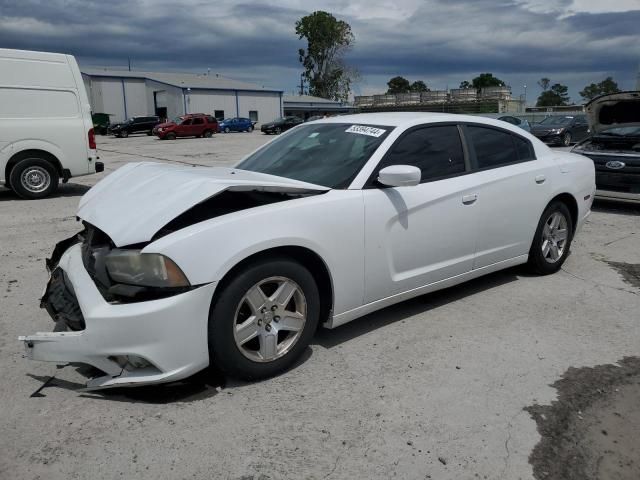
81;68;283;125
282;94;355;119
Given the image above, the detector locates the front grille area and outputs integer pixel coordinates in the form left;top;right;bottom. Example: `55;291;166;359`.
41;268;85;331
583;153;640;194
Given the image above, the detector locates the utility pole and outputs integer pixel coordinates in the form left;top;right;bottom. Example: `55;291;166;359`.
128;57;131;71
299;73;305;96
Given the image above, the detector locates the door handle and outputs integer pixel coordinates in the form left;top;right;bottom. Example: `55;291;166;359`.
535;175;546;184
462;194;478;205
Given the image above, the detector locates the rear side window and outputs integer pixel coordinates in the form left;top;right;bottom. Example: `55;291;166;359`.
467;126;519;169
379;125;466;182
206;116;216;123
513;135;535;161
192;117;204;125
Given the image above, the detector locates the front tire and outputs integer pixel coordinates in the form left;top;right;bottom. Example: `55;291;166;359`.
224;127;230;133
562;132;571;146
165;132;177;140
9;157;59;199
275;127;282;135
247;126;254;132
120;130;129;138
528;201;573;274
208;257;320;380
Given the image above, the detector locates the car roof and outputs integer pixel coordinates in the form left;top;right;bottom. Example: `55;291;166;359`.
315;112;527;129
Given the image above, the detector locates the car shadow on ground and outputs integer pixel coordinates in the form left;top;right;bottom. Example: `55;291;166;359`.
314;267;522;349
0;183;90;201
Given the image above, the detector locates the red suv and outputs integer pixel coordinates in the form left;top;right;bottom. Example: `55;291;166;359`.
153;114;218;140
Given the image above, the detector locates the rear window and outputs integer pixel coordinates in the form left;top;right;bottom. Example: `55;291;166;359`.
468;126;519;169
0;88;79;118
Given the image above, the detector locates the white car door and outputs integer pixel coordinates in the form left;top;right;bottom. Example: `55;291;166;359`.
362;124;479;304
462;124;553;268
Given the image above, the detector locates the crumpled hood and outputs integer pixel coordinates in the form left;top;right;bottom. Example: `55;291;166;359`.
77;162;328;247
155;121;176;129
585;91;640;134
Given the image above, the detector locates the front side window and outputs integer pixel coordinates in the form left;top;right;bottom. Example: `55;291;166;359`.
237;123;393;188
377;125;466;182
181;119;193;126
467;125;519;169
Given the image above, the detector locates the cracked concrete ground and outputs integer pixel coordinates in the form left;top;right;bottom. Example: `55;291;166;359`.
0;133;638;479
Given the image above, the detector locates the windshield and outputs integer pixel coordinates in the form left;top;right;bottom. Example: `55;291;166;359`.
237;123;393;189
539;116;573;126
599;126;640;137
172;116;185;124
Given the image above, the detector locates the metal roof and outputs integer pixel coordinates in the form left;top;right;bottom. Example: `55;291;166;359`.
81;68;282;93
283;94;342;104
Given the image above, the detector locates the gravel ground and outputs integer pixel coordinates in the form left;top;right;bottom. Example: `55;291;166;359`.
0;132;638;480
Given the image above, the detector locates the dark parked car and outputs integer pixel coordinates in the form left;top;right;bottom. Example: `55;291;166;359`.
261;116;303;135
218;117;254;133
572;91;640;203
153;114;218;140
497;115;531;132
109;116;160;138
530;115;590;146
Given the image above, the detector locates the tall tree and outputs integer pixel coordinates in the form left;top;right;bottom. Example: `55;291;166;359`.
537;78;550;91
471;73;506;90
386;76;411;94
296;11;356;101
536;83;571;106
459;80;472;89
410;80;429;92
579;77;621;101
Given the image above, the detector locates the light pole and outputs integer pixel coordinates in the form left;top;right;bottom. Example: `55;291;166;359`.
523;84;527;111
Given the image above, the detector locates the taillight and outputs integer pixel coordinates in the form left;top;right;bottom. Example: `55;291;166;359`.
88;128;96;150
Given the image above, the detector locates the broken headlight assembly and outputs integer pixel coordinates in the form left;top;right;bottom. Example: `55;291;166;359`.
105;250;190;288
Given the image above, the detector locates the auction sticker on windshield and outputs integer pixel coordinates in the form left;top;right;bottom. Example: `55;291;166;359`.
345;125;386;137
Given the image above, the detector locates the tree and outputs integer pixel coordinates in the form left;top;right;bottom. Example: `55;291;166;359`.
579;77;621;101
386;76;411;94
538;78;550;91
296;11;356;101
410;80;429;92
471;73;506;90
536;83;571;106
459;80;472;89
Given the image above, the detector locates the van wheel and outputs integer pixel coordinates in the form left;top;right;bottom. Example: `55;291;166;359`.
9;157;59;199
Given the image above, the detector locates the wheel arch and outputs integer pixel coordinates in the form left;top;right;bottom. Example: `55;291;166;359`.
210;245;335;328
5;148;63;183
548;192;578;234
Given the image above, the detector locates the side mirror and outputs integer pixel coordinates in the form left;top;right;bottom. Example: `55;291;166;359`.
377;165;421;187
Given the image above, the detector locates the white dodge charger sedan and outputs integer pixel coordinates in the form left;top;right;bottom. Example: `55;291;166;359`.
20;113;595;389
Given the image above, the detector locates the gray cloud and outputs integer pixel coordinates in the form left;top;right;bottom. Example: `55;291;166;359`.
0;0;637;102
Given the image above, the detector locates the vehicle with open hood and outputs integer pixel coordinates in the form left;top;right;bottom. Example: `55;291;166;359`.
572;91;640;203
19;113;595;389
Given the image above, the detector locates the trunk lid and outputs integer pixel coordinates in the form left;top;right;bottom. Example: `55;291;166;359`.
77;162;329;246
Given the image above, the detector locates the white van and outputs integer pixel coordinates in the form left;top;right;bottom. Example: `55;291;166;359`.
0;48;102;199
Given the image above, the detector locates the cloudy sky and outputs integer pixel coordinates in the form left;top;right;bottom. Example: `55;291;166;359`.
1;0;638;104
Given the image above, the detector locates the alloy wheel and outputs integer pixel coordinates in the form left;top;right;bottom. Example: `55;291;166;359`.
541;212;568;263
233;276;307;363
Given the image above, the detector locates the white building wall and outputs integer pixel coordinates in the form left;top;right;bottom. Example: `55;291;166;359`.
91;77;126;121
187;90;237;118
122;78;147;118
145;80;184;120
238;91;281;125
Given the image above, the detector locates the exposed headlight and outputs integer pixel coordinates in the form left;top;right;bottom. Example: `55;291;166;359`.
550;128;563;134
105;250;190;287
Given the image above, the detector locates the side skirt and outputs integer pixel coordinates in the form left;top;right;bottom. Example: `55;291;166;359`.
325;255;529;329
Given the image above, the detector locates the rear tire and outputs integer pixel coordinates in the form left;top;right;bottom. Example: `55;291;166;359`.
528;201;573;275
147;130;153;136
9;156;59;199
203;130;213;138
208;257;320;380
